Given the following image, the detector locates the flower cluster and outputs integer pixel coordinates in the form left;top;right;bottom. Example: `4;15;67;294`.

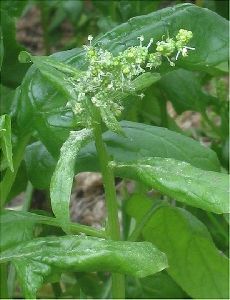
67;29;194;126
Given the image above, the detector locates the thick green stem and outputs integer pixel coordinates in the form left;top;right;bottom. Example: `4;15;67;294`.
92;109;125;299
0;134;30;209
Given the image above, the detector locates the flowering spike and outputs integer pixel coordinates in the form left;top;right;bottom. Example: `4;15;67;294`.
66;29;194;131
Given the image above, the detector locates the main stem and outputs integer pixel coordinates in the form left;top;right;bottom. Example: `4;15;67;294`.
92;110;125;299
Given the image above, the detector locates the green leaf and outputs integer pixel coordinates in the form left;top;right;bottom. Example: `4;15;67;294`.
19;51;83;77
0;115;13;172
99;106;124;135
50;129;93;227
0;28;3;71
0;209;35;252
0;235;168;298
126;271;188;299
25;141;56;189
127;201;229;299
1;10;29;87
17;48;83;140
158;69;216;114
112;157;229;214
25;121;220;189
95;4;228;71
0;209;106;240
1;0;28;18
77;121;220;173
18;4;228;142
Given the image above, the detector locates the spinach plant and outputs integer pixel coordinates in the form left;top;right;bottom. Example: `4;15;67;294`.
0;2;229;299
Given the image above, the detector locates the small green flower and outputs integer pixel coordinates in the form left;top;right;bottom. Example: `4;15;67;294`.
176;29;193;44
147;52;162;69
67;29;194;131
156;38;175;56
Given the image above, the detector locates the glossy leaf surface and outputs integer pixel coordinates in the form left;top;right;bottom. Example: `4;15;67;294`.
0;235;168;298
77;121;220;172
158;69;216;113
127;201;229;299
18;4;228;143
25;141;56;189
50;129;93;226
112;157;229;214
25;121;220;189
95;4;228;70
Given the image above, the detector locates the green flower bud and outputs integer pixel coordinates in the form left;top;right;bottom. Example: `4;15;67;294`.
176;29;193;44
156;38;175;56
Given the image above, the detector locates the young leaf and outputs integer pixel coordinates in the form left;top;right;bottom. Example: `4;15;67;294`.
112;157;229;214
127;202;229;299
50;129;93;227
0;235;168;299
0;114;13;172
99;106;124;135
19;51;82;77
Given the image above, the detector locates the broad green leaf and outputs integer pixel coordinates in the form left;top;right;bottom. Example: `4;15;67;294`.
77;121;220;172
17;48;83;137
50;129;93;227
0;210;35;252
127;201;229;299
112;157;229;214
0;84;18;115
0;115;13;172
158;69;216;114
18;4;228;142
25;141;56;189
95;4;228;71
1;10;29;87
126;271;188;299
25;121;220;189
0;235;168;298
